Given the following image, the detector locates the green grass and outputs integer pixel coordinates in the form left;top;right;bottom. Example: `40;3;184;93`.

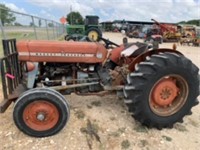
0;31;65;58
0;32;36;58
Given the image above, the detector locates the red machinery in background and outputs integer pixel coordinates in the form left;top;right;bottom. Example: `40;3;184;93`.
151;19;181;42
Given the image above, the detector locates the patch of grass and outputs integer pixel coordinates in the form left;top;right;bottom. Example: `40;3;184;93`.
162;135;172;142
5;32;36;40
139;140;148;147
87;105;93;109
91;101;101;107
108;127;126;137
118;127;126;134
75;110;85;119
174;124;188;132
134;126;148;133
121;140;130;149
108;131;120;137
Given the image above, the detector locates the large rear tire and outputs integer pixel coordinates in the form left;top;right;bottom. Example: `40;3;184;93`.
13;88;70;137
123;52;199;129
86;27;102;41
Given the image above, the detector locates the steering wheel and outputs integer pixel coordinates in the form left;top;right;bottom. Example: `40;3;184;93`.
99;37;119;49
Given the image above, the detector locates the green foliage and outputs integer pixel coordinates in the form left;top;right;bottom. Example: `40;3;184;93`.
162;135;172;142
121;140;131;149
66;11;84;25
14;22;22;26
178;19;200;26
0;4;16;26
91;101;101;107
48;22;54;27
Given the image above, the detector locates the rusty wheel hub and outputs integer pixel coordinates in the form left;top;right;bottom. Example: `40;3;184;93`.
23;100;59;131
149;75;188;116
152;78;179;106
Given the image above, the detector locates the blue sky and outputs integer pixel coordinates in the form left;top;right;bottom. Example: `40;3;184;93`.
1;0;200;23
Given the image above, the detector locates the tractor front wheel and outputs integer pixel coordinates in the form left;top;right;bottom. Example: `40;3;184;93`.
13;88;70;137
123;52;199;129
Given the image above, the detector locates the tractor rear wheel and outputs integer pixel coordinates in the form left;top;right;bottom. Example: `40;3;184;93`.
86;28;102;41
13;88;70;137
123;52;199;129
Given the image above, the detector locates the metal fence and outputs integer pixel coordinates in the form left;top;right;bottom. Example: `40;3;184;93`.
0;7;66;41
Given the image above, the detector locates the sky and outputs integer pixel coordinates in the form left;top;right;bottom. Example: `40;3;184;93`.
1;0;200;23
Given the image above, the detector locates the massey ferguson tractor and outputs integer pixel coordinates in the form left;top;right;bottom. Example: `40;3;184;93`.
0;38;199;137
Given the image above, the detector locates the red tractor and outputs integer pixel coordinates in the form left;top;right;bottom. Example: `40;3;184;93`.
0;38;199;137
151;19;182;42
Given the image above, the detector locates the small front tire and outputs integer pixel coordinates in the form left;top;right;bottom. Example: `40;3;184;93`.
13;88;70;137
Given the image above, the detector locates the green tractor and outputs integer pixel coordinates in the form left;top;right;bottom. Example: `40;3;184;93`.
65;15;102;41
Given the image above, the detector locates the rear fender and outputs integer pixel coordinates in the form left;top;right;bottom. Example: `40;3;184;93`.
128;49;183;72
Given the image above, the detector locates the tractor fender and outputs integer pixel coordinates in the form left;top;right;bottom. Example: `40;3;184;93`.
128;49;183;72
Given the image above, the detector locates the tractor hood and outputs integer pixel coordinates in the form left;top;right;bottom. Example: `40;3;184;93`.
17;40;107;63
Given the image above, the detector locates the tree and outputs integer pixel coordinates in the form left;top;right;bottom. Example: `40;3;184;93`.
48;22;54;27
178;19;200;26
66;11;84;25
0;4;16;26
14;22;22;26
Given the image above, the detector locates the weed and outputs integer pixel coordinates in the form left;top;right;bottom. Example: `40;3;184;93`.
118;127;126;134
121;140;130;149
139;140;148;147
108;131;120;137
134;126;148;133
108;127;126;137
162;135;172;142
174;124;188;132
87;105;93;109
75;110;85;119
91;101;101;107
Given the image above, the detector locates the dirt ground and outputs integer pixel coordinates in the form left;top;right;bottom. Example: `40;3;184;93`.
0;32;200;150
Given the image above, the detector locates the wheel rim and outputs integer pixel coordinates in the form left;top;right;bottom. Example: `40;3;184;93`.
149;75;189;116
23;100;59;131
88;30;98;41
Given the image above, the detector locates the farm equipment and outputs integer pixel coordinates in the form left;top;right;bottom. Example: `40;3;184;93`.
151;19;181;42
126;24;142;38
144;27;163;44
179;25;199;46
0;38;199;137
65;15;102;41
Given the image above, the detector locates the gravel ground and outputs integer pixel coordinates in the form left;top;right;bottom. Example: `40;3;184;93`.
0;32;200;150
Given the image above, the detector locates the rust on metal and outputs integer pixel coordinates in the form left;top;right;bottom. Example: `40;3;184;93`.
26;62;35;72
0;84;26;113
109;45;124;65
109;65;129;86
149;75;189;116
151;78;179;106
17;40;108;63
23;100;59;131
128;49;183;72
50;82;99;91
